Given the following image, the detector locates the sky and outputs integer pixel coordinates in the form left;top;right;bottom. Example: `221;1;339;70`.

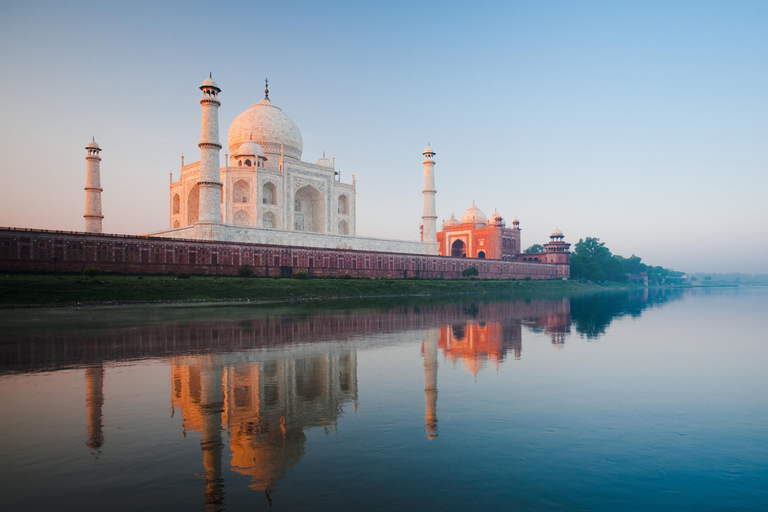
0;0;766;274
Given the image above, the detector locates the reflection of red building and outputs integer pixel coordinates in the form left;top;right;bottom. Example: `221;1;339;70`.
438;321;523;376
435;204;522;260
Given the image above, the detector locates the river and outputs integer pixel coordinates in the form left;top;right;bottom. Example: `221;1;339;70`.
1;287;767;511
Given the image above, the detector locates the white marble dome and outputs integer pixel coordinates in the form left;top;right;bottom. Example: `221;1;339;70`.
315;156;333;168
461;203;486;225
444;214;459;227
235;141;264;157
551;228;564;237
228;97;303;161
86;139;100;150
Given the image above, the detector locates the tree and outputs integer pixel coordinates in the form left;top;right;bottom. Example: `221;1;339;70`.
524;244;544;254
570;237;626;282
462;267;479;278
237;264;254;278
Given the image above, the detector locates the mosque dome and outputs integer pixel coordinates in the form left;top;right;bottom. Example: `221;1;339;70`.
487;211;504;227
551;228;563;237
228;97;303;161
234;141;264;157
461;203;486;225
444;214;459;227
86;139;100;150
315;155;333;168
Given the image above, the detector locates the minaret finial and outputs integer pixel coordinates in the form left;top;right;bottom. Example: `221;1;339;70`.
265;78;269;100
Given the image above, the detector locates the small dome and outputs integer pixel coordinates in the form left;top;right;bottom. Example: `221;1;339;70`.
444;214;459;227
315;156;333;168
86;139;100;150
461;203;486;225
513;217;520;225
487;211;504;227
201;76;220;90
234;141;264;157
551;228;563;237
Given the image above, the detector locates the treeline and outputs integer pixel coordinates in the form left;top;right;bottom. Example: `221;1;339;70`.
570;237;685;284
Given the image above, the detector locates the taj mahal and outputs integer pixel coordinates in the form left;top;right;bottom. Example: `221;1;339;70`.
85;75;566;260
0;74;571;279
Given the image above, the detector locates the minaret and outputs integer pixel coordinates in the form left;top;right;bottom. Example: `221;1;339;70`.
84;138;103;233
85;364;105;454
422;145;438;254
423;329;439;440
197;74;223;230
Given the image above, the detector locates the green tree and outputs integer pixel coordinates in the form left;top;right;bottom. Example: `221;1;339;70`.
462;267;479;278
524;244;544;254
570;237;626;282
237;264;254;278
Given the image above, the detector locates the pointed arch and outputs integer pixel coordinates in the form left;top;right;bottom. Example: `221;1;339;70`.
262;182;277;205
233;179;250;203
187;184;200;224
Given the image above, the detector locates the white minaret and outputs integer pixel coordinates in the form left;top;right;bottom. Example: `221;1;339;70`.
197;74;222;228
84;138;103;233
422;145;438;254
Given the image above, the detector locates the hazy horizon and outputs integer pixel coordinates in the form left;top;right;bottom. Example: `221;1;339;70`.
1;0;765;274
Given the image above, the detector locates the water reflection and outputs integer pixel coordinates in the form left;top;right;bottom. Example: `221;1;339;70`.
169;346;358;509
85;364;104;455
0;289;691;510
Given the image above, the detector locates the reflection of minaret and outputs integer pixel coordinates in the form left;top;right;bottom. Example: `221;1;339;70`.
200;357;225;511
422;329;439;440
85;364;104;454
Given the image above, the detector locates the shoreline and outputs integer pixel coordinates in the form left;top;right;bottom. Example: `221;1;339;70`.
0;273;725;310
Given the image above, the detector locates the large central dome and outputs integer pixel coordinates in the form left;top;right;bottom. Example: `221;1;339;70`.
228;96;303;162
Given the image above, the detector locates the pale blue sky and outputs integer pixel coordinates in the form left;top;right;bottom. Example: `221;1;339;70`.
1;0;766;273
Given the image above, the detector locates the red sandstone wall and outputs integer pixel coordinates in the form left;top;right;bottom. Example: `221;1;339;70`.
0;228;569;280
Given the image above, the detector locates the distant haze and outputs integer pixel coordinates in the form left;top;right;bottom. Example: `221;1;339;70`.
0;0;766;274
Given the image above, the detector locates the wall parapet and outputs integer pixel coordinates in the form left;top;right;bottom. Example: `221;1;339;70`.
0;228;569;280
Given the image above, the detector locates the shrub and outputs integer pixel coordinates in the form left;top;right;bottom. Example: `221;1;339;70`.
340;274;352;280
377;276;391;282
292;270;309;279
83;267;101;278
176;272;190;279
237;264;254;278
462;267;479;278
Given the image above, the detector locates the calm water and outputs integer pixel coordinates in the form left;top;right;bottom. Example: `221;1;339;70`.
1;287;767;511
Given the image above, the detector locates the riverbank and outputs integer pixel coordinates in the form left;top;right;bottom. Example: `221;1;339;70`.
0;274;646;308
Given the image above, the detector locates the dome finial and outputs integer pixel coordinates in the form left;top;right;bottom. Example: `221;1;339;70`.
264;78;269;100
209;71;212;78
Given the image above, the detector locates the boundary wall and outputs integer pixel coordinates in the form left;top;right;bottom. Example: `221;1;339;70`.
0;228;569;279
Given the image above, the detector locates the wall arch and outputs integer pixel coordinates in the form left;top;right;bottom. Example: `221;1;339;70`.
233;209;249;226
451;239;466;258
233;180;250;203
338;194;349;214
172;194;180;214
262;182;277;205
338;220;349;235
263;211;276;228
294;185;325;233
187;184;200;225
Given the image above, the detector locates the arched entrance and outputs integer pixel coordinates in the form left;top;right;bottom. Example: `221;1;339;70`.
451;239;466;258
294;185;325;233
477;251;486;259
187;184;200;225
